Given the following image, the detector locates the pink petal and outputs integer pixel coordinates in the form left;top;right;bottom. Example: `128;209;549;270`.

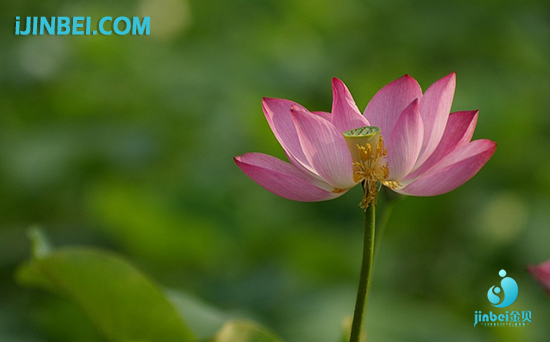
406;110;478;180
312;111;332;121
262;98;316;175
415;73;456;167
331;78;369;133
234;153;344;202
397;139;496;196
387;99;424;180
290;106;356;189
528;260;550;295
364;74;422;141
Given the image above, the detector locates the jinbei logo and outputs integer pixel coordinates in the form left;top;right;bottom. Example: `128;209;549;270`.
487;269;518;308
474;269;531;327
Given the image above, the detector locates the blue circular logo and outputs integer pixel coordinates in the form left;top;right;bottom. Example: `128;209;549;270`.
487;269;518;308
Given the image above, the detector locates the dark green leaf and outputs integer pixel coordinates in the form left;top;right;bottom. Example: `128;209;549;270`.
16;247;195;342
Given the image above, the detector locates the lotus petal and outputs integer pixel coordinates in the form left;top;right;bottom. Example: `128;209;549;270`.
234;153;343;202
291;106;356;189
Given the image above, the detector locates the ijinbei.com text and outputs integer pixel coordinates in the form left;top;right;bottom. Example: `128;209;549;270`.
15;16;150;36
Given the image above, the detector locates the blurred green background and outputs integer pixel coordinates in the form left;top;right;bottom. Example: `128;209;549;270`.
1;0;550;341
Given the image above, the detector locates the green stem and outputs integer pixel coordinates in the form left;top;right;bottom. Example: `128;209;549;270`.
349;201;376;342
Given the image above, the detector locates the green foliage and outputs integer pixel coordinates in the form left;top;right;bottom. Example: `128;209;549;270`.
16;229;284;342
17;231;196;342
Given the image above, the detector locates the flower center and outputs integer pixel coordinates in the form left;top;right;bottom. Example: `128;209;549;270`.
343;126;390;209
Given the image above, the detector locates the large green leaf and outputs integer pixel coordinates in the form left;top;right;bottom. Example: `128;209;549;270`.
16;236;196;342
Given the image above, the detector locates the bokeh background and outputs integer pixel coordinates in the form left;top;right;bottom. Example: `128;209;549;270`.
1;0;550;341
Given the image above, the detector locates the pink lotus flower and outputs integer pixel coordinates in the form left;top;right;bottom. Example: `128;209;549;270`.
235;73;496;205
529;260;550;295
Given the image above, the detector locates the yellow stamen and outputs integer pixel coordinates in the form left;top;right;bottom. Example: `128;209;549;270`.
353;137;388;209
381;180;400;190
343;126;400;210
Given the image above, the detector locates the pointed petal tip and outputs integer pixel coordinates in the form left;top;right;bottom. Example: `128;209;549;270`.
402;97;420;113
399;97;421;115
393;74;422;90
451;110;479;133
261;97;277;105
427;72;457;92
450;109;478;119
262;97;293;108
483;139;497;151
391;74;417;84
330;77;369;133
469;110;480;123
398;74;421;85
234;152;256;165
467;139;497;156
234;153;251;166
331;77;350;94
484;140;497;159
441;72;457;84
261;97;273;110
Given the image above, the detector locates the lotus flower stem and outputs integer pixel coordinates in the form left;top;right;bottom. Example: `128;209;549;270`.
349;186;376;342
